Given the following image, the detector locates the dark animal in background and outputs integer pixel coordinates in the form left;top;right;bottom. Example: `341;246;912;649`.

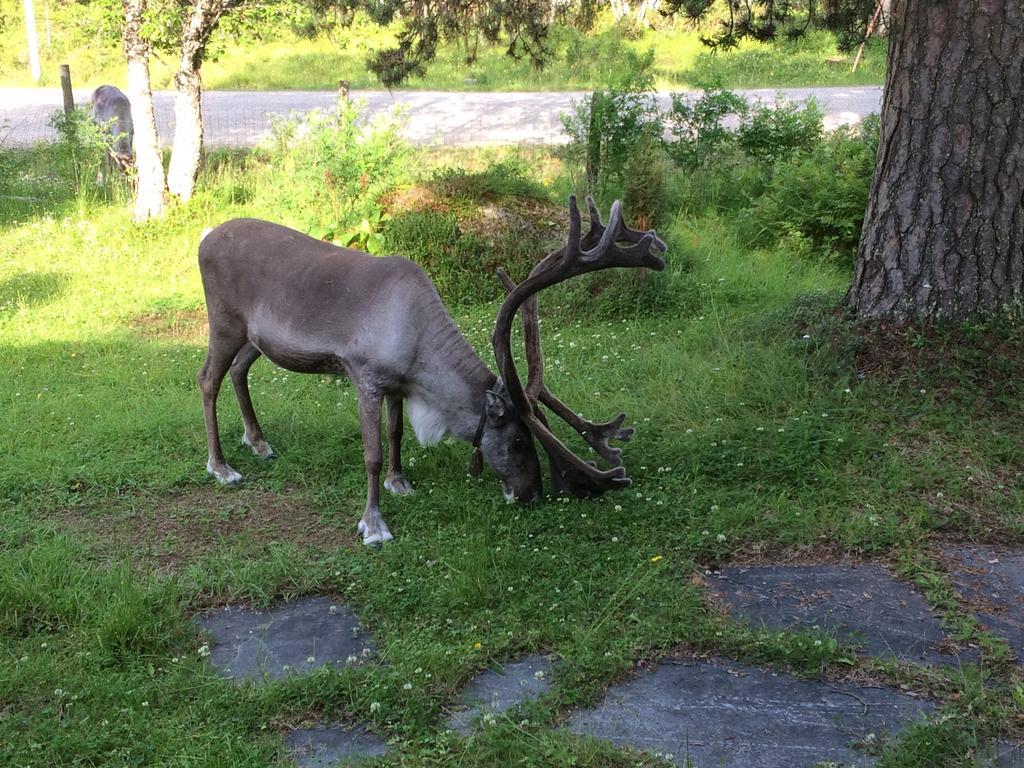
90;85;134;183
196;197;665;545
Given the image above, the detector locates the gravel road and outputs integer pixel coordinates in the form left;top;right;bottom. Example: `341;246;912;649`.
0;86;882;149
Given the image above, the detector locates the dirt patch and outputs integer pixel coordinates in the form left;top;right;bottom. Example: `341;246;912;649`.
58;486;355;572
459;197;564;245
129;307;208;344
381;184;450;215
852;320;1024;405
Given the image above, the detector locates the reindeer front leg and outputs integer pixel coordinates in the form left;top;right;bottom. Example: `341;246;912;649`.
356;392;394;545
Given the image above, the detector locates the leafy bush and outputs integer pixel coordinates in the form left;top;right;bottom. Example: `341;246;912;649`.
46;107;115;195
738;117;879;268
383;207;555;308
665;82;749;168
560;55;660;197
736;96;824;164
264;99;413;250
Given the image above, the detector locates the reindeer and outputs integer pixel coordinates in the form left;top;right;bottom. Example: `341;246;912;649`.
90;85;133;184
197;196;666;545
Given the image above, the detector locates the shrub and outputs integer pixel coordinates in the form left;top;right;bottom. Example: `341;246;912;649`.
665;82;749;169
46;108;114;195
736;96;824;164
263;99;413;250
383;205;557;308
560;54;660;197
738;117;879;268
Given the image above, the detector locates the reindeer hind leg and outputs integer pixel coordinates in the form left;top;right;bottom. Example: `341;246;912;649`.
230;342;276;459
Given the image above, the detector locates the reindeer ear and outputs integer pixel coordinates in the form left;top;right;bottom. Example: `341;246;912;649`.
485;389;507;423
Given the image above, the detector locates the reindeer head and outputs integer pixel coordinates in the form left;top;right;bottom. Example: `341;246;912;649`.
476;378;543;503
490;195;667;499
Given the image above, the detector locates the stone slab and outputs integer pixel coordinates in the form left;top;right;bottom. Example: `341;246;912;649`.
566;659;935;768
990;742;1024;768
198;596;373;681
707;564;965;664
945;547;1024;660
445;654;553;735
286;724;388;768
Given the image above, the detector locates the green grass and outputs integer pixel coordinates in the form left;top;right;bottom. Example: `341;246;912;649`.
1;124;1022;767
0;13;886;92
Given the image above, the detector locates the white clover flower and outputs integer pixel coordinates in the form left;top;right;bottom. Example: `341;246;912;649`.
197;644;211;658
403;682;413;690
716;534;727;542
370;702;381;713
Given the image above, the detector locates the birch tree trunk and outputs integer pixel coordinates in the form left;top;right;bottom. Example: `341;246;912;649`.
166;55;203;201
845;0;1024;321
167;0;233;202
123;0;166;221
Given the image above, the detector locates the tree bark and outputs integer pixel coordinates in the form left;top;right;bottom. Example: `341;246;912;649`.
845;0;1024;321
167;0;230;202
166;57;204;201
123;0;166;221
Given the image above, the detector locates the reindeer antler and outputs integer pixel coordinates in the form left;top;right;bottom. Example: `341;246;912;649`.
491;195;667;498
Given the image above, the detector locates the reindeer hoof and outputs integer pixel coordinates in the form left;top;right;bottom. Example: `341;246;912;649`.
357;519;394;546
384;475;414;496
207;461;243;486
242;434;276;460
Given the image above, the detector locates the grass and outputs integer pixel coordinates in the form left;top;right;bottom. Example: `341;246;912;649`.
1;118;1022;767
0;13;886;92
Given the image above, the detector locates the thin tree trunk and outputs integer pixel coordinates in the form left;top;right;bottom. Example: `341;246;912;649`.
167;57;203;201
167;0;228;201
22;0;41;81
123;0;166;221
845;0;1024;321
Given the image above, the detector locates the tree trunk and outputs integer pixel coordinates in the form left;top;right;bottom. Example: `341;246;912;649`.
845;0;1024;321
22;0;41;81
167;1;227;202
167;57;203;201
123;0;166;221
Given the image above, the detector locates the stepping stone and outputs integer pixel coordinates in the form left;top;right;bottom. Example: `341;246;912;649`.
565;658;935;768
286;724;388;768
989;742;1024;768
444;654;553;735
707;564;965;664
944;547;1024;660
198;596;373;681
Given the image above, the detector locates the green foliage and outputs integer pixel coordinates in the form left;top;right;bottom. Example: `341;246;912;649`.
0;7;884;91
560;54;660;196
738;116;878;268
663;86;875;268
665;80;749;168
2;123;1021;768
383;205;552;307
736;95;824;164
265;100;413;251
45;107;116;196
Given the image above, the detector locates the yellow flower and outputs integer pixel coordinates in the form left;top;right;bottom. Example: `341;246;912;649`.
650;555;663;563
473;642;482;649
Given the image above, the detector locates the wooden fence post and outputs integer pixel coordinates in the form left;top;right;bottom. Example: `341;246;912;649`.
60;64;74;114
